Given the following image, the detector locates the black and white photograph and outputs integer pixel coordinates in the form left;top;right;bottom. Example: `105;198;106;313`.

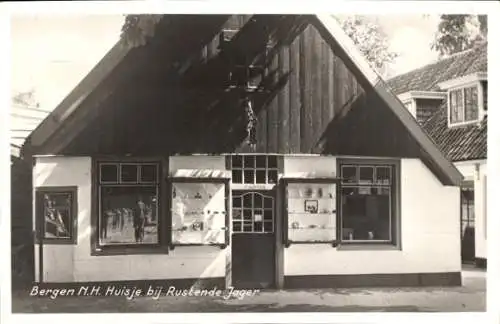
4;1;500;323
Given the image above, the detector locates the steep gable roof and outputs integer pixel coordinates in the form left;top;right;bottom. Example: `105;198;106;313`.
387;42;487;95
26;14;462;186
387;43;487;163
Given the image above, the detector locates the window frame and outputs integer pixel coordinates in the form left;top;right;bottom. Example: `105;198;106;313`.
460;181;475;238
447;82;483;127
168;176;230;250
91;158;167;256
35;186;78;245
230;155;279;185
484;175;487;240
282;177;340;247
337;158;401;249
402;99;416;118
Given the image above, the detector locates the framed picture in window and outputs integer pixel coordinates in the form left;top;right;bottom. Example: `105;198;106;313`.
36;186;78;244
304;200;318;214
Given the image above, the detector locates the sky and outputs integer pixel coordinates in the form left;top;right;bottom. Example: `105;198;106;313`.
10;14;441;113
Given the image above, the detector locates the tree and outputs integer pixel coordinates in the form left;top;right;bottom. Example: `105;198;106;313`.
431;14;487;57
12;88;40;108
120;15;398;75
120;15;162;48
335;15;398;76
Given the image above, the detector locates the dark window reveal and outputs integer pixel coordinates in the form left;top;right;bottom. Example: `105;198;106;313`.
340;161;398;244
97;162;160;246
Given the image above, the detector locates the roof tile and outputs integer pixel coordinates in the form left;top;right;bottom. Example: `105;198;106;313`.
387;42;487;95
387;42;487;162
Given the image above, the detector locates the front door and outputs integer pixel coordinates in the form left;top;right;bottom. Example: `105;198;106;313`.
231;190;276;289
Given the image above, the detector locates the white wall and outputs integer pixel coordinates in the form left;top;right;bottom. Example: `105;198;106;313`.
455;160;487;260
284;158;461;275
34;156;228;283
34;155;462;282
284;155;336;175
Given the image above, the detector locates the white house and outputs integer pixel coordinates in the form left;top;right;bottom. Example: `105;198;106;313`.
22;15;463;290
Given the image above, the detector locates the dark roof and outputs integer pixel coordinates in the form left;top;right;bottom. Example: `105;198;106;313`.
387;42;487;95
387;43;487;163
26;15;463;186
422;101;487;162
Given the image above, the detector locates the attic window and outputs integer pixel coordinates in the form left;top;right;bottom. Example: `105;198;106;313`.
439;72;486;127
448;85;479;126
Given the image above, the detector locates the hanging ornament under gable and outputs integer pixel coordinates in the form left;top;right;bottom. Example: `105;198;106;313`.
225;51;270;150
243;96;258;147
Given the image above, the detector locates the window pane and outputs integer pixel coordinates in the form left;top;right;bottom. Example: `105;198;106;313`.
263;221;273;232
140;164;157;183
264;209;273;221
341;186;390;241
47;192;71;207
342;166;357;183
268;156;277;168
482;81;487;111
254;193;263;208
359;166;374;184
450;90;459;123
232;155;243;168
256;170;266;183
268;170;278;184
232;196;241;208
264;196;273;209
456;89;464;122
376;166;391;185
232;170;243;183
100;186;158;244
43;193;72;239
232;221;242;232
171;182;226;245
243;223;253;232
121;164;138;183
244;170;254;184
244;155;255;168
243;193;252;207
256;155;267;168
101;164;118;183
233;209;242;220
254;221;263;232
243;209;252;220
464;86;478;121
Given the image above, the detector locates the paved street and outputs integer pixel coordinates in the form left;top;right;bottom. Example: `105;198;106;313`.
11;266;485;313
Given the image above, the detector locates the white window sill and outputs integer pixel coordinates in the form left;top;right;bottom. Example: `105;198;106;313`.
337;243;401;251
448;120;482;128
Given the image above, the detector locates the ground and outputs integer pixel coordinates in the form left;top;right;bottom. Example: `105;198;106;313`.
11;265;485;313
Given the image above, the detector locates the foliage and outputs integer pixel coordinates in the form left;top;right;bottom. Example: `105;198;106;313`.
336;15;399;75
431;15;487;57
120;15;399;74
12;89;39;108
120;15;162;48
